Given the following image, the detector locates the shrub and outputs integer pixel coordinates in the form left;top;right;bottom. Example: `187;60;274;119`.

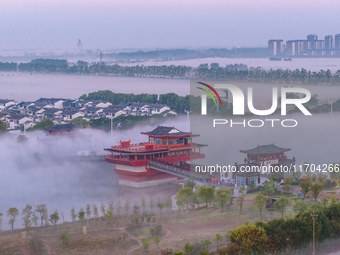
59;230;71;246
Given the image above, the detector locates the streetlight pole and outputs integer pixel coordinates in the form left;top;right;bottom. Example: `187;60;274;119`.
110;115;113;136
311;210;318;255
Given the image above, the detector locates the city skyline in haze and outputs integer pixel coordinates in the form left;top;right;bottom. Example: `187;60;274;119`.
0;0;339;52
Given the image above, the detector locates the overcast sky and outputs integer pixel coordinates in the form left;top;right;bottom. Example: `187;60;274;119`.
0;0;339;51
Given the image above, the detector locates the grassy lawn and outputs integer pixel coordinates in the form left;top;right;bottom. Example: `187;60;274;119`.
0;198;299;255
126;225;167;242
0;237;25;255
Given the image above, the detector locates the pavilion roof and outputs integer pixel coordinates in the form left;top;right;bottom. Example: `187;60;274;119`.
141;126;190;136
240;144;290;155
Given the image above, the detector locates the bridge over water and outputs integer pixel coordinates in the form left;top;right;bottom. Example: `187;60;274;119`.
67;155;236;191
148;160;236;190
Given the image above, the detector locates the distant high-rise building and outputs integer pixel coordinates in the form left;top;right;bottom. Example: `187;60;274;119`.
307;34;318;41
307;34;318;50
296;40;307;55
286;40;296;56
325;35;333;49
335;34;340;49
77;39;83;51
268;39;284;56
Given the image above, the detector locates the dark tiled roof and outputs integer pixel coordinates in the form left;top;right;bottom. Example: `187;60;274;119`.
240;144;290;155
0;99;14;104
103;108;120;113
141;126;190;136
43;109;61;114
8;115;27;120
61;110;78;115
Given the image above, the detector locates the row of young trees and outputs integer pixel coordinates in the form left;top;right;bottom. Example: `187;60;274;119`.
0;196;173;231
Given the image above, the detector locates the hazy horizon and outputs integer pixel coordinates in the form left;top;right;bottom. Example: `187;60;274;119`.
1;0;340;51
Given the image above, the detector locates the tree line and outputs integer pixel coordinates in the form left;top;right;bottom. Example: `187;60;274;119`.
2;59;340;84
0;195;173;231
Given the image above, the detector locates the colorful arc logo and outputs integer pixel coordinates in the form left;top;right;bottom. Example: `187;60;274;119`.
196;82;222;106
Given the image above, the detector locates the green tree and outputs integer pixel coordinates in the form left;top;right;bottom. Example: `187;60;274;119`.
7;207;19;230
0;120;7;133
93;204;99;218
201;239;212;251
197;186;215;207
300;175;312;200
230;224;268;255
329;163;340;180
239;186;246;213
85;204;92;219
157;202;164;215
141;238;150;253
59;230;71;246
71;117;89;128
273;197;290;218
78;208;85;222
154;235;161;248
124;198;130;215
30;119;54;131
17;135;28;143
71;207;77;221
178;188;194;209
248;183;256;191
293;200;310;214
133;205;140;215
141;196;146;212
104;211;115;226
22;204;33;229
253;194;268;216
100;203;106;216
150;199;155;212
35;204;48;226
261;179;275;198
185;179;195;189
109;201;114;213
214;233;223;249
49;210;59;226
117;201;122;215
31;212;39;227
215;188;232;213
184;243;194;255
293;171;302;183
310;182;323;201
225;229;233;243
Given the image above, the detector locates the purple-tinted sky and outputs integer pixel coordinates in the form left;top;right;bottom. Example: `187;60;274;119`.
0;0;339;51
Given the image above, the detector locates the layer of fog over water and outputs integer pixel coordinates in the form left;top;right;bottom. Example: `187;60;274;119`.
0;73;189;101
1;72;340;103
0;116;189;230
191;113;340;176
123;57;340;72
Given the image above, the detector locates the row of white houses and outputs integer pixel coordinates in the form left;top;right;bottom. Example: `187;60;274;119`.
0;98;177;130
